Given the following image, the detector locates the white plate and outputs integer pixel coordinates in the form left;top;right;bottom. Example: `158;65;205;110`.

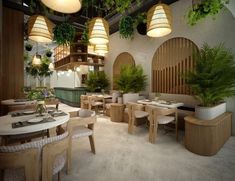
23;110;35;114
27;118;42;123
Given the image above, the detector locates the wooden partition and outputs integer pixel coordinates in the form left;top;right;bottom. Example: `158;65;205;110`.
113;52;135;89
0;1;3;104
152;37;198;94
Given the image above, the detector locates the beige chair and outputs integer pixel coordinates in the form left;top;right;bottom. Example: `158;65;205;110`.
105;92;120;116
45;98;60;110
88;96;104;113
0;131;69;181
69;109;96;154
145;105;178;143
80;95;89;109
127;102;149;134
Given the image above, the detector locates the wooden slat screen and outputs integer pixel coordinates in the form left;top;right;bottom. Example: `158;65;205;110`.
113;52;135;89
152;37;198;95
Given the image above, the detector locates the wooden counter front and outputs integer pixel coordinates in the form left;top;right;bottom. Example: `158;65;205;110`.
184;112;232;156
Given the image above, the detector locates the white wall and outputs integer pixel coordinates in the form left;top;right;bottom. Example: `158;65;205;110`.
104;0;235;134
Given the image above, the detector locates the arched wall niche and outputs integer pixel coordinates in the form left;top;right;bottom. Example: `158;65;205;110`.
113;52;135;89
152;37;199;95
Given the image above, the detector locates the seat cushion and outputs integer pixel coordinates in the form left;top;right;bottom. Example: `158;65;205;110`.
134;110;149;118
72;126;93;139
156;115;175;124
53;151;66;175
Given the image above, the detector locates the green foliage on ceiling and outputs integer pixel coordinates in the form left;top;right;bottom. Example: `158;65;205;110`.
119;16;134;39
85;71;110;92
115;65;147;93
104;0;141;13
187;0;229;26
81;23;90;45
184;43;235;107
53;22;76;45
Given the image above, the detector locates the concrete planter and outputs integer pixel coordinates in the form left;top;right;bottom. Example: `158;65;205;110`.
195;102;226;120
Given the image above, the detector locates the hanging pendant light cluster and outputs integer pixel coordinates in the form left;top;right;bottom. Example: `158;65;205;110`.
28;15;54;43
147;3;172;37
41;0;82;14
88;17;109;55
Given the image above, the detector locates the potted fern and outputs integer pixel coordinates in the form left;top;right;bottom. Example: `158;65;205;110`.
85;71;109;92
115;65;147;103
185;43;235;120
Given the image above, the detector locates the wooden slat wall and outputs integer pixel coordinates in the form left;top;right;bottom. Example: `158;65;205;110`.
152;37;198;95
0;1;2;104
113;52;135;89
1;7;24;100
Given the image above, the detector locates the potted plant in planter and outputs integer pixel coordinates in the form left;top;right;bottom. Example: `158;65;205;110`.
25;42;33;51
115;65;147;103
119;16;134;39
85;71;110;93
134;13;147;35
185;43;235;120
45;49;53;57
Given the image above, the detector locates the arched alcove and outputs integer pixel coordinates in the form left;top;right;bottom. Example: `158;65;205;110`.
113;52;135;89
152;37;198;94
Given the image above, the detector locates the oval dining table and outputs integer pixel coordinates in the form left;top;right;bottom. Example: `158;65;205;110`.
0;112;70;145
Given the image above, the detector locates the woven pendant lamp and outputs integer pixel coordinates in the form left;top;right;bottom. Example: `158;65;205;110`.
89;17;109;45
94;44;109;54
28;15;54;43
49;62;54;70
32;54;42;66
147;3;172;37
41;0;82;14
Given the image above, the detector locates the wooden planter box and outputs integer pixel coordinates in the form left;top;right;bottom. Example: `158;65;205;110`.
184;112;232;156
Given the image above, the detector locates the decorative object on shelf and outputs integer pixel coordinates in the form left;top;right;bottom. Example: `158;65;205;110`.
184;43;235;120
25;42;33;51
115;65;147;93
53;22;76;45
26;56;53;86
48;62;54;70
28;15;54;43
81;22;90;45
32;54;42;66
187;0;229;26
86;71;110;92
89;17;109;45
135;13;147;35
147;3;172;37
94;44;109;54
119;16;134;39
46;49;53;57
41;0;82;13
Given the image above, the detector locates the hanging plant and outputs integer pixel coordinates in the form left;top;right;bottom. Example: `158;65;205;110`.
25;43;33;51
81;22;90;45
45;49;52;57
119;16;134;39
187;0;229;26
53;22;76;45
134;13;147;35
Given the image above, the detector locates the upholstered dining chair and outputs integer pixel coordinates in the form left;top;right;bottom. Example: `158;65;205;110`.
0;131;70;181
127;102;149;134
145;105;178;143
105;92;120;116
80;95;89;109
88;95;104;113
68;109;96;154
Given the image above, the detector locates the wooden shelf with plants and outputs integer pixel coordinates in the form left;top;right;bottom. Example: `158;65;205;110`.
54;33;105;71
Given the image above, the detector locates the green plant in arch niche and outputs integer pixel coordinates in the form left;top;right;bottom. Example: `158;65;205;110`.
53;22;76;45
115;65;147;93
184;43;235;107
187;0;229;26
85;71;110;92
119;16;134;39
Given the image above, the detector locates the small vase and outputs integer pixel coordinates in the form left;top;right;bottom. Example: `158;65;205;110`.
36;100;47;116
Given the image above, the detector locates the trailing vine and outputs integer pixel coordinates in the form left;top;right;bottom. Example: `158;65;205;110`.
187;0;229;26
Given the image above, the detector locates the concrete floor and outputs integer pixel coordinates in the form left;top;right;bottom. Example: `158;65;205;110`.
59;115;235;181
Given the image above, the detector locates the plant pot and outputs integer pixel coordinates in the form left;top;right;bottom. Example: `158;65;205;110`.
46;52;52;57
137;23;147;35
195;102;226;120
25;46;33;51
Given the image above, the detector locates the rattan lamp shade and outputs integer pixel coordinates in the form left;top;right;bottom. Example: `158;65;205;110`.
94;44;109;54
41;0;82;14
147;3;172;37
89;17;109;45
28;15;54;43
32;54;42;66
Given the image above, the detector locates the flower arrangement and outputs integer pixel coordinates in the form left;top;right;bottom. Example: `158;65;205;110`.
27;88;55;101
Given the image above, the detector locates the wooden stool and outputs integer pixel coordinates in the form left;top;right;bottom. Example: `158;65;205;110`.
110;103;124;122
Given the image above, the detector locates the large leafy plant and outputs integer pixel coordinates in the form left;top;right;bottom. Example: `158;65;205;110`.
119;16;134;39
115;65;147;93
86;71;110;92
184;44;235;107
187;0;229;26
53;22;75;45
